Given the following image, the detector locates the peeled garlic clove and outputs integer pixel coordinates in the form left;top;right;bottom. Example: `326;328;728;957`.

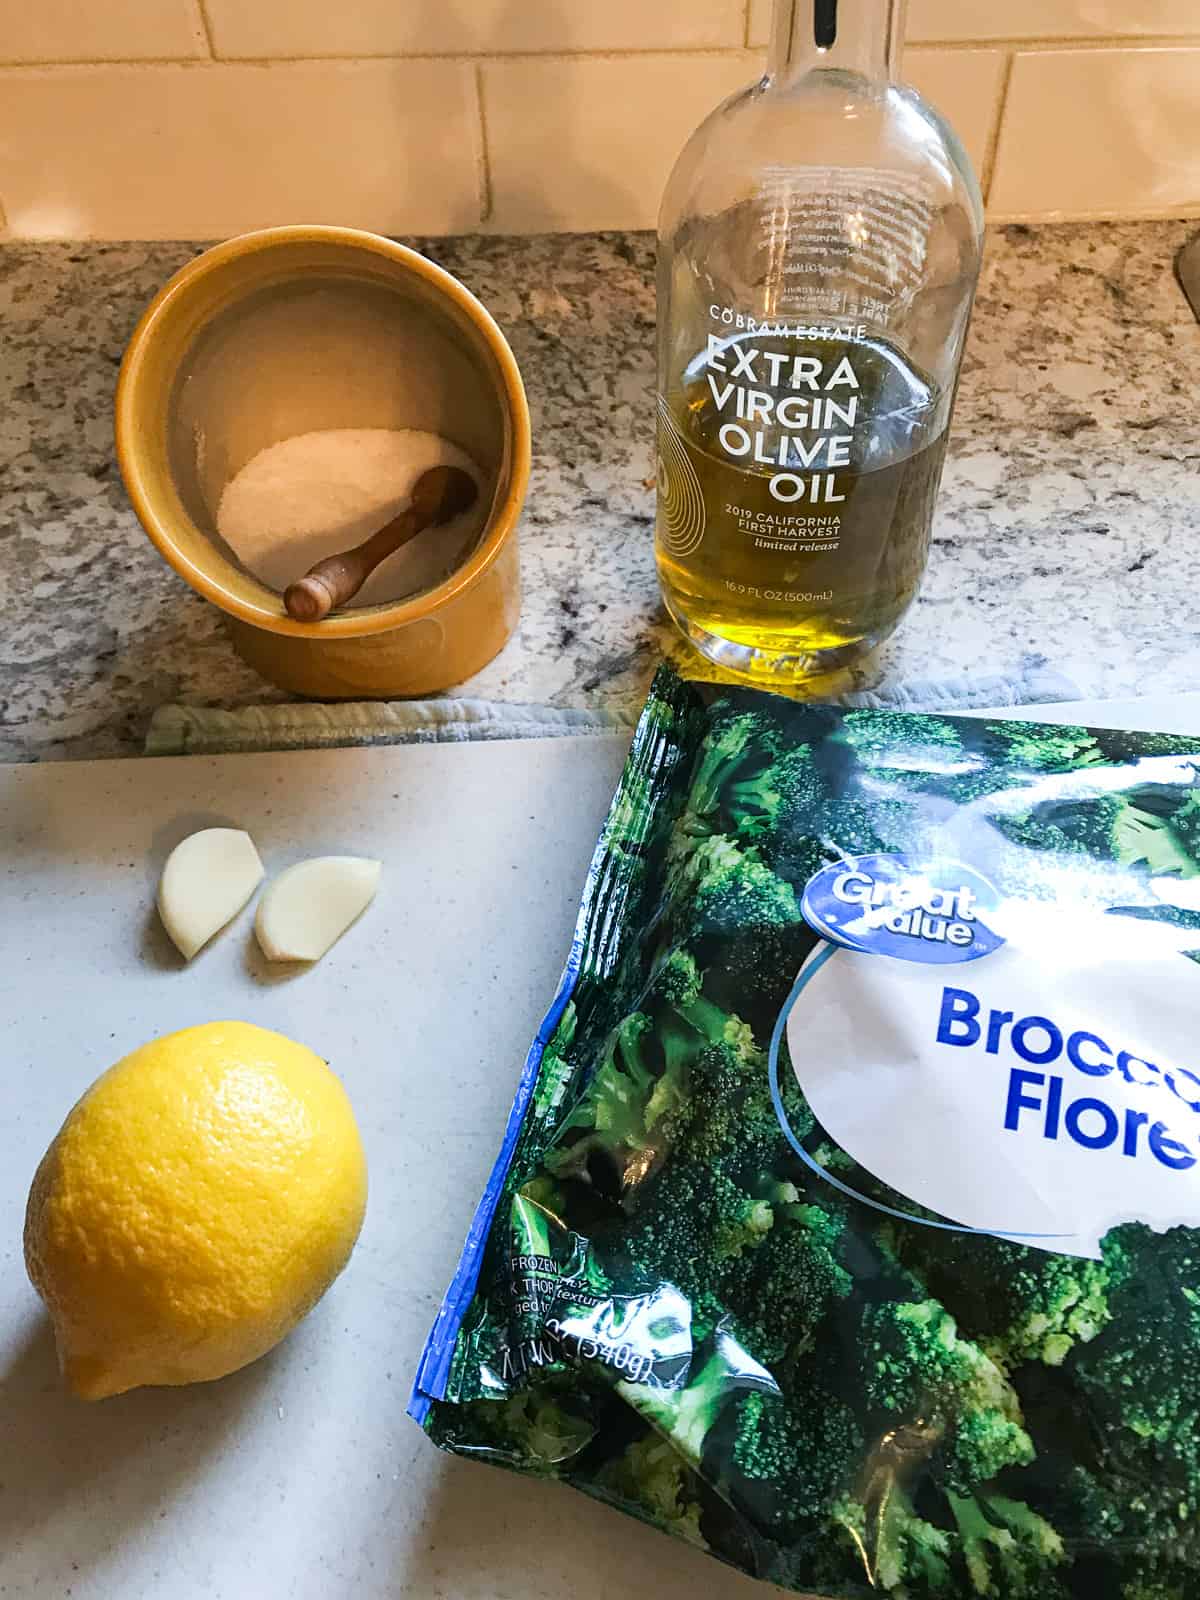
157;828;265;961
255;857;381;963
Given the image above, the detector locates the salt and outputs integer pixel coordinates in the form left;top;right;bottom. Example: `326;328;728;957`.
216;428;486;608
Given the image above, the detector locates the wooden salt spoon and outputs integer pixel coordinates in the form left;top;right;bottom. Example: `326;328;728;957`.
283;465;478;623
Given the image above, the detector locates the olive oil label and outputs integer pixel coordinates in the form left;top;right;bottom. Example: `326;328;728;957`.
700;331;864;511
748;167;938;325
656;323;948;653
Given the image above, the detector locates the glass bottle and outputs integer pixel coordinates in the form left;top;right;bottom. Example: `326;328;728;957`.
655;0;983;687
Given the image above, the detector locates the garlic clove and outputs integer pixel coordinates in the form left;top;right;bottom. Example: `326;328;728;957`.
157;828;265;961
255;857;382;963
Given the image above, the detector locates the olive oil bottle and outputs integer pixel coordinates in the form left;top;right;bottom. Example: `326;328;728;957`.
656;0;983;685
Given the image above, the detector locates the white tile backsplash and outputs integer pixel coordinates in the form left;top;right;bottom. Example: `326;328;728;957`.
0;2;1196;236
1;0;208;64
749;0;1200;48
203;0;745;58
911;0;1200;43
0;62;480;239
991;47;1200;219
484;53;759;232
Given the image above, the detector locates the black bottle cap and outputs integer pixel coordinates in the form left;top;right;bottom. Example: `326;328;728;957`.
814;0;838;48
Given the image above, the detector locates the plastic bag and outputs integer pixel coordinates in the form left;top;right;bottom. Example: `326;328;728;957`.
411;664;1200;1599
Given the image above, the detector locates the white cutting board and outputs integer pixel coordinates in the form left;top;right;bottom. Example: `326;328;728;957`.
2;695;1198;1600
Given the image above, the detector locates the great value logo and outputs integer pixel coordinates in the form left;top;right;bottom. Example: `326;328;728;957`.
801;853;1004;965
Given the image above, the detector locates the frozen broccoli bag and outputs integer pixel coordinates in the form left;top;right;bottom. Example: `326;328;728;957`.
411;664;1200;1598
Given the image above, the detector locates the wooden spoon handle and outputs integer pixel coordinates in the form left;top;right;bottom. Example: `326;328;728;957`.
284;505;425;622
283;465;478;623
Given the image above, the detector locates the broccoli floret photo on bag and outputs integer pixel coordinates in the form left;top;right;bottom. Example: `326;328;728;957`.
411;664;1200;1600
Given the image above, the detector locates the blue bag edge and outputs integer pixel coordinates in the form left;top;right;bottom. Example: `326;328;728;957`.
407;662;695;1428
407;920;587;1424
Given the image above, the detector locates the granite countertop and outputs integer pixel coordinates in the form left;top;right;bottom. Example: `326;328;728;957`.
1;223;1198;762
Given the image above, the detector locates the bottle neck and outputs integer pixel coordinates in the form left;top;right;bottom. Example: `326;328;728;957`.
768;0;904;85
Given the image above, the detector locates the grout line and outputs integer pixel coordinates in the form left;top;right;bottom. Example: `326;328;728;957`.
0;46;760;72
473;63;494;225
979;51;1016;204
1;34;1197;73
907;33;1200;51
3;37;1199;71
326;37;754;62
743;0;754;50
0;54;224;69
985;203;1200;225
191;0;216;58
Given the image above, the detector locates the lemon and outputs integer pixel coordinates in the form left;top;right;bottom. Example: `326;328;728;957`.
24;1021;367;1400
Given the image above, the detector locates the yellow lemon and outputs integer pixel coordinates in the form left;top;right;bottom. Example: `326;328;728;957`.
24;1021;367;1400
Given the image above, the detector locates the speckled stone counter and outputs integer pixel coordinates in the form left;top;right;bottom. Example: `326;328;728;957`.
1;224;1198;761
